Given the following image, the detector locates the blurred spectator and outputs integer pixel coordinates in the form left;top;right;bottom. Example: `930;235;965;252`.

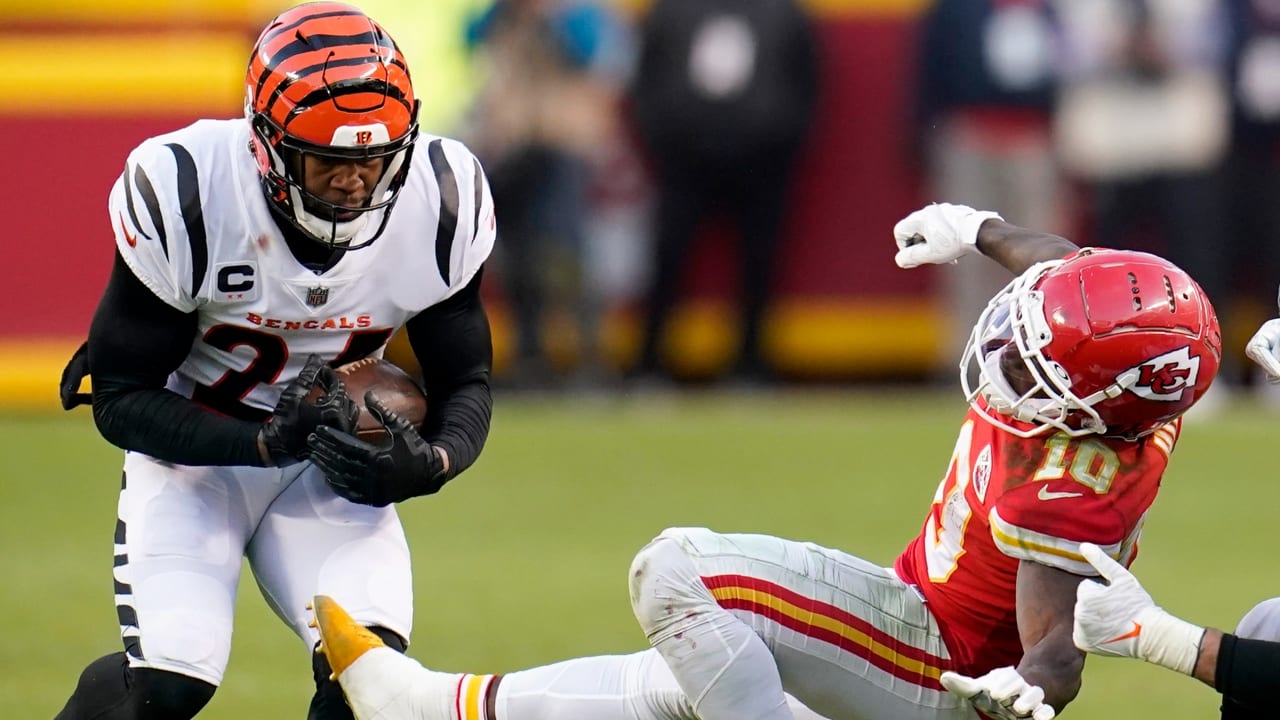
628;0;819;386
359;0;490;133
913;0;1066;377
1054;0;1233;369
1223;0;1280;383
463;0;632;389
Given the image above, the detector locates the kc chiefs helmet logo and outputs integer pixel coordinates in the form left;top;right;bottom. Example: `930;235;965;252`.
1125;346;1201;401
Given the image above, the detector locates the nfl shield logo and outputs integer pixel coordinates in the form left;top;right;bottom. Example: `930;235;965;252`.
305;286;329;307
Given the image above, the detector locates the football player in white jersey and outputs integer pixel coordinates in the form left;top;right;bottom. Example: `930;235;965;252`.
53;3;497;719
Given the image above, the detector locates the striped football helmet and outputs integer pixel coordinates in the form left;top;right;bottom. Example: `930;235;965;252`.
246;2;419;248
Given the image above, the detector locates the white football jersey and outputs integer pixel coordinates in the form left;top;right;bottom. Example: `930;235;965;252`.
108;118;495;420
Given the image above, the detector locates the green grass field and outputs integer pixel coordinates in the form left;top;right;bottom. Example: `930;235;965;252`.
2;389;1270;719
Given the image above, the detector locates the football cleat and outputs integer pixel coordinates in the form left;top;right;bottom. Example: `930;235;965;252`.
310;595;460;719
310;594;387;678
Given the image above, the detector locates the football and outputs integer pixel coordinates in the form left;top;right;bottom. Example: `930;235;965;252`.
317;357;428;441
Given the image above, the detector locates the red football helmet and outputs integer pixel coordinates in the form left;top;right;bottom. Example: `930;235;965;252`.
245;2;419;249
961;248;1222;439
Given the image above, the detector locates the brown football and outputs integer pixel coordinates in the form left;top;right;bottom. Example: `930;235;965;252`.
317;358;428;441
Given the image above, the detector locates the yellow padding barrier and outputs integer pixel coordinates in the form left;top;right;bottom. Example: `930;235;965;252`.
1;0;275;25
0;33;247;116
0;339;83;411
0;301;941;411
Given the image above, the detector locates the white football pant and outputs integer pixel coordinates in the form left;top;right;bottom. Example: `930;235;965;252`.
628;527;977;720
113;451;413;684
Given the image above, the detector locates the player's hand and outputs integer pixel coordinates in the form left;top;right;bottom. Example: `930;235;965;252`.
893;203;1003;268
940;667;1055;720
1245;318;1280;382
306;392;447;507
259;354;359;467
1074;543;1204;675
59;340;92;410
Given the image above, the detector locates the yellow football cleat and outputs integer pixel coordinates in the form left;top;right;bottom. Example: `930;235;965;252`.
311;595;387;678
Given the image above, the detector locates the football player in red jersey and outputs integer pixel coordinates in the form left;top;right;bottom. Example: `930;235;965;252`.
307;203;1219;720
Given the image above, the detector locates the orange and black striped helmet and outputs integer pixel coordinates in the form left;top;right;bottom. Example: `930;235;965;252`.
245;2;420;248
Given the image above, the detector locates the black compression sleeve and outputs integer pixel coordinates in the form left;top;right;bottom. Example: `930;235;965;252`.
88;251;265;466
404;269;494;480
1215;633;1280;712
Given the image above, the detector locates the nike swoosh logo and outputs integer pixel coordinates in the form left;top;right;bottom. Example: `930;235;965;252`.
1103;621;1142;644
1038;486;1084;501
118;213;137;248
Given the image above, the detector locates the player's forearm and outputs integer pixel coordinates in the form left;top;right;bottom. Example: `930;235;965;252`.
87;250;267;467
423;378;492;480
975;219;1080;276
1017;628;1085;711
1214;631;1280;710
406;269;494;481
91;382;265;466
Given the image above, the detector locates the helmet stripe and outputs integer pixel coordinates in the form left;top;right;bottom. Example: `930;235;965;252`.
259;8;367;47
284;80;413;126
252;39;405;112
262;31;397;67
261;54;408;120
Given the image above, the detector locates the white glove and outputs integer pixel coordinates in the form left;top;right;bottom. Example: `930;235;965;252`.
893;203;1003;268
940;667;1055;720
1246;318;1280;382
1073;543;1205;675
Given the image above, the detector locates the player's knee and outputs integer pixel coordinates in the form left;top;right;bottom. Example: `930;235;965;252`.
130;668;216;719
629;532;713;637
1236;597;1280;641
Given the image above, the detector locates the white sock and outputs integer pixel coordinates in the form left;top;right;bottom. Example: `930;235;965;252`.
496;650;694;720
338;648;483;720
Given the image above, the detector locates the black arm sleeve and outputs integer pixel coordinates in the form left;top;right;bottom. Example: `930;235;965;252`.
1215;633;1280;713
87;251;265;466
404;269;494;481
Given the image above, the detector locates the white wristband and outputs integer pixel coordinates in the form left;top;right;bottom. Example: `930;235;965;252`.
1137;607;1206;675
958;210;1003;255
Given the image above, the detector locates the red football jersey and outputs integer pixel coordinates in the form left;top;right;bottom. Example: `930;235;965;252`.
893;404;1179;676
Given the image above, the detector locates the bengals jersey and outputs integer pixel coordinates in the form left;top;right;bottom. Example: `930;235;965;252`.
108;118;495;421
893;403;1179;676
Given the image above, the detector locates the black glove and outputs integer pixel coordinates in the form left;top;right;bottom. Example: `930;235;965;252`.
259;354;359;467
59;341;92;410
306;392;447;507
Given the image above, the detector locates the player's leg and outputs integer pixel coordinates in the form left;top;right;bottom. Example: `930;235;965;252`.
56;456;274;718
634;158;704;378
1220;597;1280;719
313;595;828;720
248;466;415;719
630;527;978;720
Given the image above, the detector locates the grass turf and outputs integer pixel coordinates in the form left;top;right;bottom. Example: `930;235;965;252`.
2;389;1267;718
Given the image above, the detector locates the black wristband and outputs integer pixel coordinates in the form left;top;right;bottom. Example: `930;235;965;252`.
1216;633;1278;713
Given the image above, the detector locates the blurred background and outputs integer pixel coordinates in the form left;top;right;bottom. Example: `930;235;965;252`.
2;0;1277;718
5;0;1280;397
